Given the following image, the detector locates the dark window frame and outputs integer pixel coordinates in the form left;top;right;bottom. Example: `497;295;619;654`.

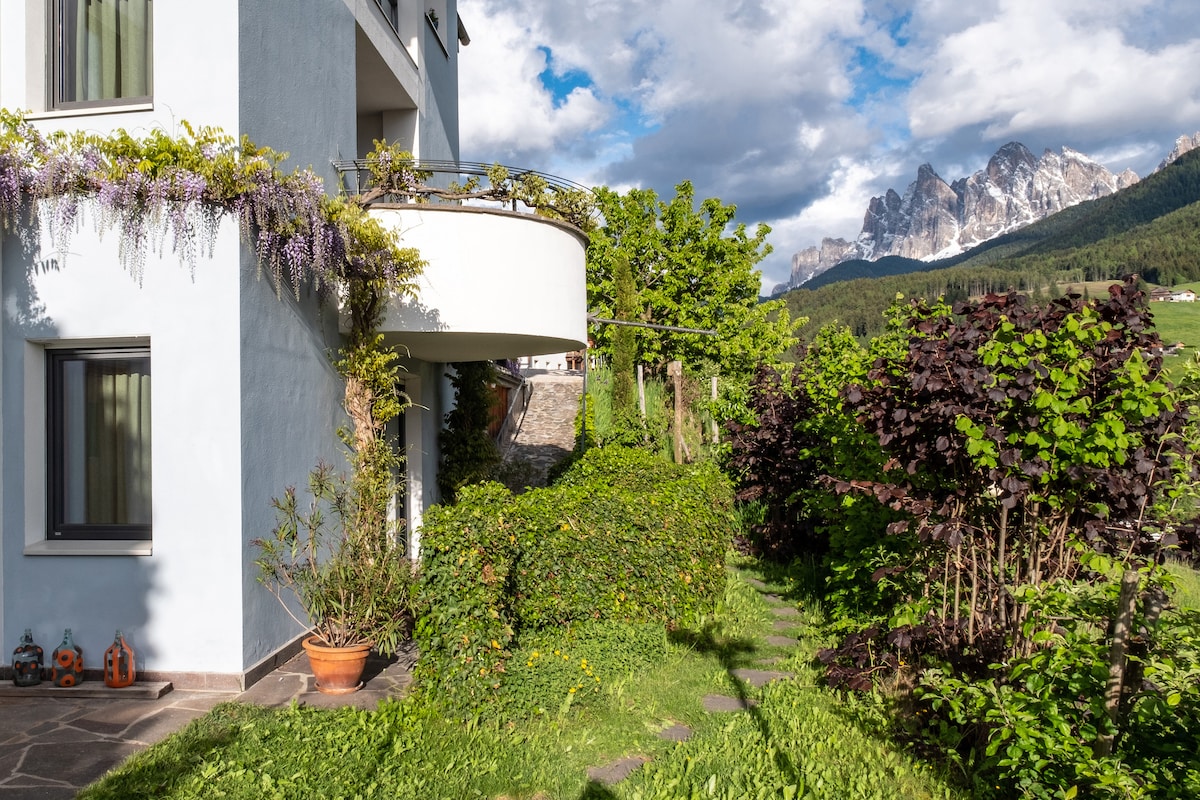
47;346;152;541
51;0;155;111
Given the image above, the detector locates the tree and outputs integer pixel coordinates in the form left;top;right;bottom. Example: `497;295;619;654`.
587;181;798;379
437;361;501;502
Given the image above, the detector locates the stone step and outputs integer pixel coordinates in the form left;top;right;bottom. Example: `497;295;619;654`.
0;681;172;700
703;694;757;712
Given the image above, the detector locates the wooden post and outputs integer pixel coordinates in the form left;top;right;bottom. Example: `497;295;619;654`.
580;346;589;452
710;376;719;444
669;360;683;464
637;364;646;418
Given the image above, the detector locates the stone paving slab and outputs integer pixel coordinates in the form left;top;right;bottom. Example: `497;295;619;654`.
657;723;692;742
732;668;795;688
744;577;768;590
0;785;77;799
587;755;650;786
702;694;757;712
122;707;215;745
771;620;799;632
771;606;801;617
765;635;798;648
17;741;143;788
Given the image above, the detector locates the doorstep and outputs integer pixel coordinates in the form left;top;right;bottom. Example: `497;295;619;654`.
0;680;171;700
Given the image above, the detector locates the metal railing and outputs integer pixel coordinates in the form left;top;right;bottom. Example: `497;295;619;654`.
332;158;592;205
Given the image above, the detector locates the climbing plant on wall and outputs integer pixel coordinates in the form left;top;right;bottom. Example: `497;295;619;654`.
0;109;425;551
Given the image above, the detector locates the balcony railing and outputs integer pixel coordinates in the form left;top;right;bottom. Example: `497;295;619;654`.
332;159;597;231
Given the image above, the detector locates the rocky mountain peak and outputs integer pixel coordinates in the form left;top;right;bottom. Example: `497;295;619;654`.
784;141;1143;291
988;142;1037;184
1157;132;1200;171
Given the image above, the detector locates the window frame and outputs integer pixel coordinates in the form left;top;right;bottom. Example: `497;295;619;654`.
46;346;152;541
50;0;155;111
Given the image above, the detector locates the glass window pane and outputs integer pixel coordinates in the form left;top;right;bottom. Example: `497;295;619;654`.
58;0;152;105
51;350;152;536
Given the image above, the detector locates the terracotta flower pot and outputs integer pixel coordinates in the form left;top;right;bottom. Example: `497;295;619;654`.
302;636;371;695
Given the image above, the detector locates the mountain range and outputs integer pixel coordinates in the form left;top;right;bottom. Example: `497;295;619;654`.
779;144;1200;344
777;134;1200;294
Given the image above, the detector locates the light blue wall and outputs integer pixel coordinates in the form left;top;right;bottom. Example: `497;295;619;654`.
420;1;461;163
239;0;358;186
237;0;359;669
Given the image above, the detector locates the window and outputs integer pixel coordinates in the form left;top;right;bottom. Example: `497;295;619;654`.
53;0;153;109
376;0;399;30
47;348;151;540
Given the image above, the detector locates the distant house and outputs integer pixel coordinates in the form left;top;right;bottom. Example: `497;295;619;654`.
1148;287;1196;302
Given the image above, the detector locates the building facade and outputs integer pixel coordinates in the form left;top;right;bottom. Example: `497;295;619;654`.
0;0;586;688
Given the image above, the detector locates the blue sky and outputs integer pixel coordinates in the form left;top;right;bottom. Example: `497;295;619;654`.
457;0;1200;291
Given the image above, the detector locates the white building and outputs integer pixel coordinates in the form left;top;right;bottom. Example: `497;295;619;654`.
0;0;586;689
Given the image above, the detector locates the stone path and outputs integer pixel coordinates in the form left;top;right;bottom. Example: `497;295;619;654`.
0;648;416;797
584;578;802;789
501;371;583;488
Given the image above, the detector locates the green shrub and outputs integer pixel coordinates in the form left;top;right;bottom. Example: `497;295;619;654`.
415;446;733;714
412;482;517;707
918;577;1200;799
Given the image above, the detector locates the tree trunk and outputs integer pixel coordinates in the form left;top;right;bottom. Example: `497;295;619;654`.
1096;570;1140;757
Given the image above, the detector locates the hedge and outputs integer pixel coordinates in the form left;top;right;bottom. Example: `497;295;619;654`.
414;446;734;711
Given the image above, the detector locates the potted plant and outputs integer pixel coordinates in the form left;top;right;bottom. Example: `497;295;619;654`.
254;461;415;694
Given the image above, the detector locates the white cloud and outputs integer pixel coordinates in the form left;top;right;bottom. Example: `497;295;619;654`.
457;5;611;162
907;0;1200;141
456;0;1200;293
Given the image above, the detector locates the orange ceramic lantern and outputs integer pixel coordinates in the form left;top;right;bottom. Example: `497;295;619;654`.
103;630;136;688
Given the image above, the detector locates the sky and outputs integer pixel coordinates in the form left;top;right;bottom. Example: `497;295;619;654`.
455;0;1200;293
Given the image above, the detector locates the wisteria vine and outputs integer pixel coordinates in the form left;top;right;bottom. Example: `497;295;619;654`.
0;109;422;299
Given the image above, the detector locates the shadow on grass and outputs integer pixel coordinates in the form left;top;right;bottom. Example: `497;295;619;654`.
667;625;801;787
754;556;826;606
77;703;248;800
577;779;622;799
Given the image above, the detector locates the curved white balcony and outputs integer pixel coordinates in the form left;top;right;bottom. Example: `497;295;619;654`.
362;204;588;362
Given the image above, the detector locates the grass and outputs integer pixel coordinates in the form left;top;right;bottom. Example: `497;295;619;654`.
1165;557;1200;611
584;364;716;463
81;561;959;800
1049;279;1200;376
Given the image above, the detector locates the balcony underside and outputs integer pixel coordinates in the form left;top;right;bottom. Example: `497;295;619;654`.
358;205;588;363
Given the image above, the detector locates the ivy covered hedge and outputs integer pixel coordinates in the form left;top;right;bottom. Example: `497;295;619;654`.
414;446;734;711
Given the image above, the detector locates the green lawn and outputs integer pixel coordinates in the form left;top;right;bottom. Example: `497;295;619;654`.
1056;280;1200;376
1147;289;1200;376
81;563;960;800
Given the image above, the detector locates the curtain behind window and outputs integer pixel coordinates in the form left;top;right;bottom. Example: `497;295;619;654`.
61;0;152;104
61;357;152;525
